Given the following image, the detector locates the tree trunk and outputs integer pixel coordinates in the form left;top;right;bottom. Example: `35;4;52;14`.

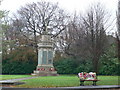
34;30;38;56
117;36;120;61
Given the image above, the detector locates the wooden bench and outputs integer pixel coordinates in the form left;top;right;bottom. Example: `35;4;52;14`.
80;79;100;86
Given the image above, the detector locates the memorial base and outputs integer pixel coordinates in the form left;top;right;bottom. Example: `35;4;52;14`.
31;65;58;76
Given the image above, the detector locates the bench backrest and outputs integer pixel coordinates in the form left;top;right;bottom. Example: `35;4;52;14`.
78;72;96;80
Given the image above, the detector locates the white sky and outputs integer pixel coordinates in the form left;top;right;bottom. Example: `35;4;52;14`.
0;0;118;34
0;0;118;15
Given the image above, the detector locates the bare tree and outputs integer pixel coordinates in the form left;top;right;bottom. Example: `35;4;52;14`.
1;11;12;56
62;14;87;58
14;1;68;54
82;3;109;73
117;0;120;60
54;12;91;64
56;3;111;74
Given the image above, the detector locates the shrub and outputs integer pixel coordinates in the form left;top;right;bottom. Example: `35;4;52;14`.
54;58;92;74
2;47;37;74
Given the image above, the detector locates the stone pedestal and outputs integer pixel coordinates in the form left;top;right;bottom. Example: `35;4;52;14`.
32;65;58;76
31;32;58;76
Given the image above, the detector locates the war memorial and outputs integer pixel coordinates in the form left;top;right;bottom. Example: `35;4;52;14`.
31;30;58;76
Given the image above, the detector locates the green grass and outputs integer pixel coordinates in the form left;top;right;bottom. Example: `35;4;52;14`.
98;76;119;85
0;75;32;80
14;75;119;88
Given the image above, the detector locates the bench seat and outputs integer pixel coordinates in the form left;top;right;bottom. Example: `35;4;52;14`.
80;79;100;86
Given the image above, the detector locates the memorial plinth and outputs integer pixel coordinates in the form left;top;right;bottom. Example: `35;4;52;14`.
31;32;58;76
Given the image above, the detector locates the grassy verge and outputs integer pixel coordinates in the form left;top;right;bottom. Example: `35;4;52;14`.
14;75;119;88
98;76;119;85
0;75;32;80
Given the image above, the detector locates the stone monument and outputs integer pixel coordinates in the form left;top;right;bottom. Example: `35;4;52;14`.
31;30;58;76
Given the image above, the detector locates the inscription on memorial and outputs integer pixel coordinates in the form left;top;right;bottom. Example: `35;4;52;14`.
42;51;47;64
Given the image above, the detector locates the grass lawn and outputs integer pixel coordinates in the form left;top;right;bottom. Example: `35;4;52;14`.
0;75;32;80
12;75;119;88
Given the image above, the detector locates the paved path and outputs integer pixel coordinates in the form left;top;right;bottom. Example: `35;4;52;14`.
1;85;120;90
0;76;39;83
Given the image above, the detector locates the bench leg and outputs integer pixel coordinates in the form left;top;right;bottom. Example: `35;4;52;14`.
93;81;97;86
80;81;84;86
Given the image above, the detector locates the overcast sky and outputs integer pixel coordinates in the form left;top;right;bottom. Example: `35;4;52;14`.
0;0;118;14
0;0;118;34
